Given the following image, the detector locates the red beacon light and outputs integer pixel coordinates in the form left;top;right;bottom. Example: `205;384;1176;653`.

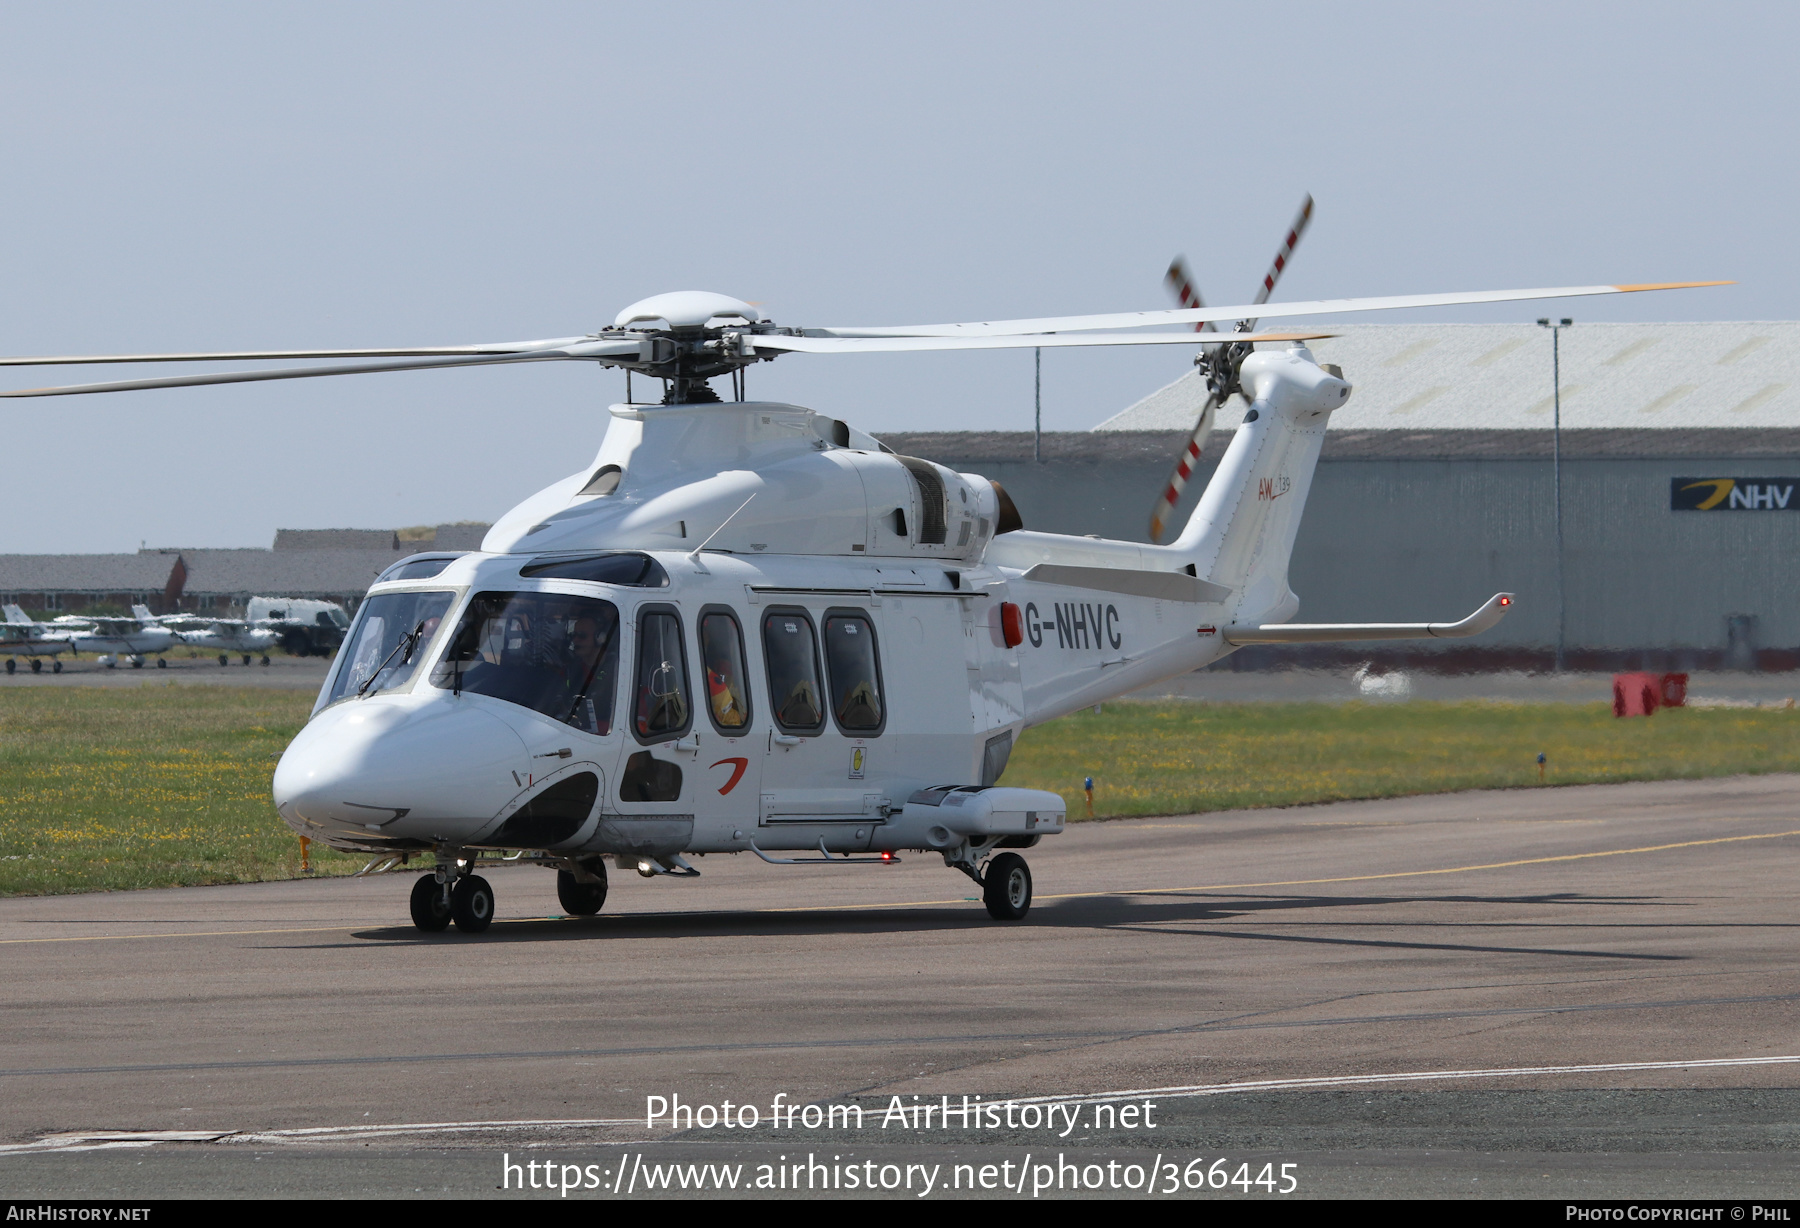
1499;596;1512;606
999;602;1024;648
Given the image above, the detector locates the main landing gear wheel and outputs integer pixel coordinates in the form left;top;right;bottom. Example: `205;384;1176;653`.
982;852;1033;921
557;866;609;916
218;654;229;667
30;659;41;674
157;658;167;669
4;659;13;675
260;655;270;666
409;874;451;932
451;874;495;934
51;661;61;674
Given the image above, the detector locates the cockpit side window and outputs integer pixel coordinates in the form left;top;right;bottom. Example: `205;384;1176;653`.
328;590;455;704
698;608;752;734
430;591;620;736
822;610;885;734
762;608;824;733
632;607;692;743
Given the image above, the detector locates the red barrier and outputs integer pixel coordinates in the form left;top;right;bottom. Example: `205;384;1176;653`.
1660;673;1688;708
1613;672;1688;717
1613;672;1659;717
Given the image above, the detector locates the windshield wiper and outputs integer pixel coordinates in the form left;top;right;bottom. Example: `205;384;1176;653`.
357;620;425;698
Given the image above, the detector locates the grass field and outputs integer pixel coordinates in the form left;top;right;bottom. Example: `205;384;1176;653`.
1005;700;1800;819
0;686;345;896
3;687;1799;896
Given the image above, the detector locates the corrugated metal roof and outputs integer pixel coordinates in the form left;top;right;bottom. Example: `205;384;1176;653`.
0;554;176;593
1094;322;1800;432
877;428;1800;463
160;548;417;596
273;528;400;551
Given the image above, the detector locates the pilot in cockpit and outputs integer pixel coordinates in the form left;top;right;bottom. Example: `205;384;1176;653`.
560;615;613;735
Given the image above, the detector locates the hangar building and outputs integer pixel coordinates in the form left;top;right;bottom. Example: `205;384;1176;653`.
0;523;489;617
881;322;1800;671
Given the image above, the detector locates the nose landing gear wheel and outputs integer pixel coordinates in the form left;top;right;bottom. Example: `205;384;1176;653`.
157;658;167;669
557;865;609;916
30;659;41;674
219;654;229;667
982;852;1033;921
51;661;61;674
451;874;495;934
409;874;452;932
260;655;270;666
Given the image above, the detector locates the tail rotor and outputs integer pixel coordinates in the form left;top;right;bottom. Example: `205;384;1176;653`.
1148;195;1315;544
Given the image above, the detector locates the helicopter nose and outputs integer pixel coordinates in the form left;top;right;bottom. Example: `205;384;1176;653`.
274;698;530;835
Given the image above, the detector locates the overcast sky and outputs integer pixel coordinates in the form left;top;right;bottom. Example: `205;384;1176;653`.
2;1;1793;552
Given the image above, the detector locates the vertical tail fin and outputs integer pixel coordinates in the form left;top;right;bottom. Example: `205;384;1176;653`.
1172;348;1352;625
131;603;155;622
2;604;32;625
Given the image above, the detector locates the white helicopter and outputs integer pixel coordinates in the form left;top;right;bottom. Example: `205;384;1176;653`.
0;261;1722;931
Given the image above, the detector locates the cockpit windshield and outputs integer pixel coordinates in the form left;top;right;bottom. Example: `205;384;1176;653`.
328;590;456;704
429;591;621;737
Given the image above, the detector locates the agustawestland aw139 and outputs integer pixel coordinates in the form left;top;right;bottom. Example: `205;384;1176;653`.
0;217;1725;930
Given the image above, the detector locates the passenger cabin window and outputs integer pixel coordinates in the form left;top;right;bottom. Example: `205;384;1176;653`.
633;609;691;741
329;590;456;704
699;610;751;733
823;612;885;733
763;610;824;732
430;591;620;736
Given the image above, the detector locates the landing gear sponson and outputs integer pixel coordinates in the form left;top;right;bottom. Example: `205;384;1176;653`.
377;790;1054;935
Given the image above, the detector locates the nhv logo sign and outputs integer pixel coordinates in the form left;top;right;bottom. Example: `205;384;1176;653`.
1671;478;1800;511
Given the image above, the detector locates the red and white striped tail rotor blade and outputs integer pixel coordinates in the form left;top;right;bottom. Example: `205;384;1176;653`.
1251;193;1315;311
1164;257;1218;333
1147;392;1219;544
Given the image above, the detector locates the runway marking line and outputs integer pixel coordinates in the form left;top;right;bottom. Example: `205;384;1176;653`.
1;827;1796;945
770;826;1800;913
1010;1054;1800;1107
3;1054;1796;1154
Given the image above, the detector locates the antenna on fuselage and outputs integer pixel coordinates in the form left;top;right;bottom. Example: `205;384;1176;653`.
687;492;758;573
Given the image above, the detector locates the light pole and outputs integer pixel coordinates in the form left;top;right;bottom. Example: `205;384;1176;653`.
1537;317;1572;672
1034;347;1042;463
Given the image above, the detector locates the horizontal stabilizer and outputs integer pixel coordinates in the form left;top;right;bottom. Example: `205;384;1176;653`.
1021;563;1232;604
1224;593;1515;644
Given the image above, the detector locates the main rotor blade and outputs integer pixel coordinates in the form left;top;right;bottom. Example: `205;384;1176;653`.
0;337;597;367
810;281;1731;339
749;330;1333;355
0;341;639;398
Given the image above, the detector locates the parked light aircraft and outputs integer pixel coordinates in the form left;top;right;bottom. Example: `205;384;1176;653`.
134;604;280;666
0;256;1724;931
2;604;74;673
1;605;175;671
59;612;178;668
